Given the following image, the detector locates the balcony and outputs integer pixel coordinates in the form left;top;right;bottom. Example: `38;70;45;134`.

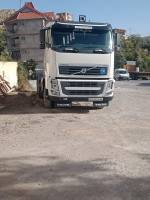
7;24;18;35
11;43;20;50
12;50;21;60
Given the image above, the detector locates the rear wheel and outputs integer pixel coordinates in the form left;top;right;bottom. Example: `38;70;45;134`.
43;88;54;108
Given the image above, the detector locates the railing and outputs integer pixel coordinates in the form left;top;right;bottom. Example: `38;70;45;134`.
11;43;20;48
8;29;18;33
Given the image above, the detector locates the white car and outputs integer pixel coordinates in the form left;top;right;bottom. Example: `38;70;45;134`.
114;68;130;81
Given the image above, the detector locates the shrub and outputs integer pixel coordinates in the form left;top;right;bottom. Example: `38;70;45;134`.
17;62;29;91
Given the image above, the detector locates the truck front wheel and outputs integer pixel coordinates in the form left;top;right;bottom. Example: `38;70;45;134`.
43;88;54;109
38;84;43;99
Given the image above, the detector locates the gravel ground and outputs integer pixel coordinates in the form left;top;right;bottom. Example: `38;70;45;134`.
0;80;150;200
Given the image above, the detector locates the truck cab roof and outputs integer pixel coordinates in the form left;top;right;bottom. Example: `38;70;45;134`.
46;21;112;31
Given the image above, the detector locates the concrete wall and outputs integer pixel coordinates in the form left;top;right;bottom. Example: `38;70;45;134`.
0;62;18;88
20;34;40;49
21;49;43;60
17;19;43;34
6;19;44;37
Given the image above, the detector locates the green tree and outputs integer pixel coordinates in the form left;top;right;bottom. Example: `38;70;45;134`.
0;28;12;61
114;51;126;69
23;59;37;72
144;56;150;71
117;35;150;72
130;35;143;50
17;62;29;90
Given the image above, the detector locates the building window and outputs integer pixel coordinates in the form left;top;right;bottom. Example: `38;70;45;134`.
9;23;18;33
21;36;25;40
12;51;21;60
19;22;24;26
21;50;27;54
11;37;19;47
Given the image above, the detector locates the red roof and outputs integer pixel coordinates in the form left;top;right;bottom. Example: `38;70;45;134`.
4;2;51;23
18;12;44;19
114;29;126;34
4;2;71;23
43;12;55;20
24;2;35;10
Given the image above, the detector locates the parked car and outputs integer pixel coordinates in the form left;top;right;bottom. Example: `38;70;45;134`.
114;68;130;81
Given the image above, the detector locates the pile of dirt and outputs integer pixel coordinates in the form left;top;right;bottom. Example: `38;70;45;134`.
0;92;43;113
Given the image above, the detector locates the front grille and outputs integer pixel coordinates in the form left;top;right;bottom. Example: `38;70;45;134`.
59;66;107;75
68;82;97;87
69;90;98;95
61;81;105;96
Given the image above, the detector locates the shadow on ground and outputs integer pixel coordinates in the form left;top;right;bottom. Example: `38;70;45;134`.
0;155;150;200
0;92;99;115
138;82;150;87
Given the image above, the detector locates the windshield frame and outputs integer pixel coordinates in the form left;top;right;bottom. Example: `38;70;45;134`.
50;24;113;54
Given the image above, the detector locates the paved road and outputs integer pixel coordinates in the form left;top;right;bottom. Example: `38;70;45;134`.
0;80;150;200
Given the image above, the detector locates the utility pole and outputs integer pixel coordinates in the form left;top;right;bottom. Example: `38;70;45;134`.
129;28;132;36
20;0;22;8
20;0;23;8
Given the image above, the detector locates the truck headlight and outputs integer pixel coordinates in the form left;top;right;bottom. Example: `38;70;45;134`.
51;79;59;95
51;79;59;90
105;81;114;94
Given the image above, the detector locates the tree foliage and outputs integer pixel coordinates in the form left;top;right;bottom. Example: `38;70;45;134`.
0;28;12;61
115;35;150;72
17;62;29;91
23;59;37;72
114;51;125;69
17;59;37;90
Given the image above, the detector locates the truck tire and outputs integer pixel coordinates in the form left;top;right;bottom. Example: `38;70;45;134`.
39;85;43;99
43;88;54;109
97;107;104;109
37;79;43;99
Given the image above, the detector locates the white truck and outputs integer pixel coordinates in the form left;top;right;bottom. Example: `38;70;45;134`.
38;21;115;108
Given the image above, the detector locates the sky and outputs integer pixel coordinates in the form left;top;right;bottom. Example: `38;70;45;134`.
0;0;150;36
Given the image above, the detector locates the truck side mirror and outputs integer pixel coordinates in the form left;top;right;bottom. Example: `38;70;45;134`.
112;30;120;51
40;29;46;49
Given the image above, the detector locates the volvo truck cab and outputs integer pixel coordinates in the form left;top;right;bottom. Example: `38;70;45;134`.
39;21;115;108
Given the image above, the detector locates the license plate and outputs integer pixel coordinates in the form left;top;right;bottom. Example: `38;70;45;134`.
56;103;72;108
93;102;109;107
88;98;103;101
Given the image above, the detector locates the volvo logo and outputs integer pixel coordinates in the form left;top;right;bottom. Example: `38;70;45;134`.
80;68;87;74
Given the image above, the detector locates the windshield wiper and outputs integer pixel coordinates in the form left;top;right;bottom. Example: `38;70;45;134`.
63;47;79;53
93;49;109;54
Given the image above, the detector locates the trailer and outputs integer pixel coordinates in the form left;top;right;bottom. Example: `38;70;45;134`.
129;71;150;80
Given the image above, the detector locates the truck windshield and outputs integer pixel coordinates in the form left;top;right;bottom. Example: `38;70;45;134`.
51;27;112;53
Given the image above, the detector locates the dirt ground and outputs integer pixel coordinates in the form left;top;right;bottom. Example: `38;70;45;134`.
0;80;150;200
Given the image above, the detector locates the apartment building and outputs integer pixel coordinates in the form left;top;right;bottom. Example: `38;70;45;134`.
4;2;72;69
